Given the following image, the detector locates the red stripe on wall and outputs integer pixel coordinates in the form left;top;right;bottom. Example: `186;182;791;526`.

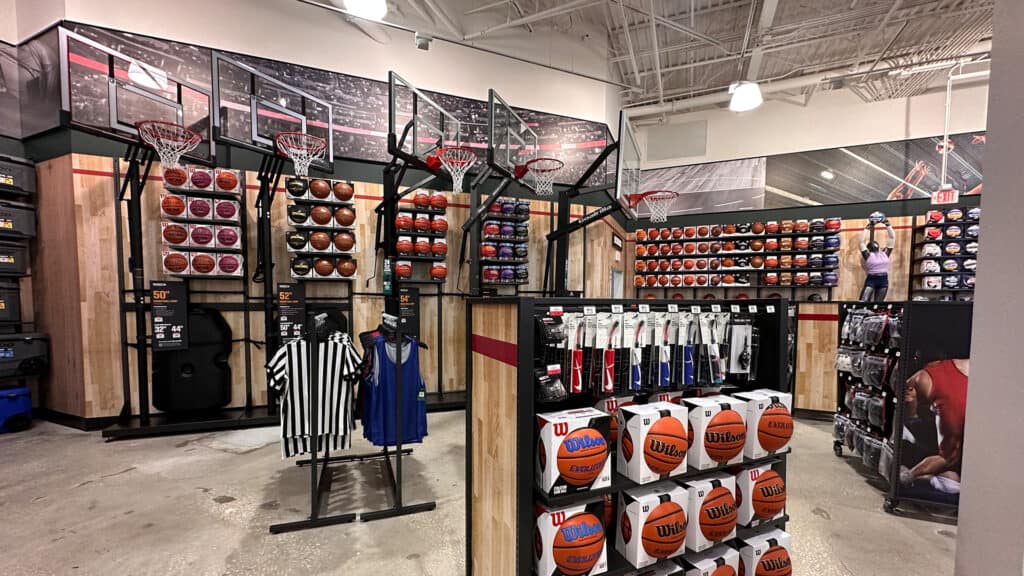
471;334;518;367
797;313;840;322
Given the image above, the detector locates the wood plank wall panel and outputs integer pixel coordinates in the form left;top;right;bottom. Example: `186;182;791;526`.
583;207;628;298
836;216;913;302
32;155;85;416
470;302;519;576
794;302;840;411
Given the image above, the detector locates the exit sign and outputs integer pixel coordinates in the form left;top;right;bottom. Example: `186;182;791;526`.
932;186;960;205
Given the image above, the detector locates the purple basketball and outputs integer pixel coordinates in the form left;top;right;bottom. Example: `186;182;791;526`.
500;200;515;215
500;266;515;280
500;223;515;236
498;244;514;258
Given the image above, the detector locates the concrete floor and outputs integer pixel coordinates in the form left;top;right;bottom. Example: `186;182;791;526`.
0;415;956;575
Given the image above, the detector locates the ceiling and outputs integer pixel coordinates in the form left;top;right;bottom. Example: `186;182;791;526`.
352;0;993;111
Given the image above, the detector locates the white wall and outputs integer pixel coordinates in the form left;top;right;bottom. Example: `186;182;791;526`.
13;0;63;42
0;0;16;44
638;82;989;168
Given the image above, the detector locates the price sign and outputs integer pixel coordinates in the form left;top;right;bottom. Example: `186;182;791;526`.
667;304;679;313
151;281;188;351
690;305;701;313
639;304;650;313
583;306;597;315
277;283;306;340
748;305;758;313
711;305;721;312
549;306;564;316
612;305;624;313
399;286;420;339
731;305;741;313
767;305;776;313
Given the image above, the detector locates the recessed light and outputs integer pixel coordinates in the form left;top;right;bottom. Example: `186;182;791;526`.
820;170;835;180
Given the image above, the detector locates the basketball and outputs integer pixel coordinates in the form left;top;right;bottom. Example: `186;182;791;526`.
309;179;331;199
712;566;736;576
696;259;707;270
757;546;792;576
552;513;604;576
696;275;708;286
190;226;213;245
163;252;188;273
751;256;764;269
432;241;448;256
752;471;786;519
310;206;333;225
659;228;671;240
684;227;696;238
646;275;658;287
432;218;449;233
671;228;683;239
215;171;238;191
658;275;669;286
758;403;794;452
556;428;608;486
698;226;709;237
670;275;682;287
335;207;356;227
286;232;307;250
396;262;413;278
286;179;308;196
291;258;311;276
397;238;414;254
699;486;737;541
636;245;646;257
163;167;188;187
710;225;722;237
684;260;695;270
414;215;431;231
309;231;331;251
396;214;413;230
415;238;431;254
430;192;448;209
218;255;239;274
750;239;764;251
162;224;187;244
684;244;696;254
336;259;356;277
191;254;216;274
313;258;334;276
634;275;644;288
635;261;646;273
289;205;310;224
190;170;212;189
414;191;431;207
430;264;448;279
621;429;634;461
216;227;238;247
644;416;688;475
635;230;647;242
333;181;354;201
647;245;659;256
671;259;682;271
752;222;765;234
642;501;687;558
189;198;211;218
334;232;355;252
705;409;746;463
658;244;670;256
646;261;658;272
683;275;695;286
671;243;683;255
161;194;186;216
484;222;501;236
215;201;237;220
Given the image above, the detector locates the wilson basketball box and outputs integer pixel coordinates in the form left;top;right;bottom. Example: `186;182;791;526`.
616;481;689;568
535;500;609;576
734;462;785;528
593;394;639;449
731;390;793;459
683;396;746;470
682;472;737;553
536;407;612;497
738;529;792;576
677;545;740;576
617;401;689;484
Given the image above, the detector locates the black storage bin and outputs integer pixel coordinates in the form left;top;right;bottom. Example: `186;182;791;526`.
0;283;21;325
0;333;49;377
0;201;36;239
0;157;36;196
0;242;28;276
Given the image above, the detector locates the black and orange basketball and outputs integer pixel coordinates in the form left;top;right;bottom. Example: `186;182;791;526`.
309;179;331;199
552;513;604;576
335;207;356;227
621;429;634;461
163;167;188;188
308;231;331;251
163;252;188;273
642;501;686;558
215;171;238;191
757;546;792;576
336;259;356;277
333;181;354;201
310;206;333;225
432;218;449;233
191;254;216;274
396;213;413;230
161;194;186;216
397;238;413;254
414;190;431;207
753;470;786;519
704;409;746;463
334;232;355;252
313;258;334;276
162;224;187;244
758;403;794;452
699;486;737;541
644;416;687;475
414;238;431;255
414;215;431;232
557;428;608;486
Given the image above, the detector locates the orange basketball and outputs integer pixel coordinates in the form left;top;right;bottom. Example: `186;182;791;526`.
396;214;413;230
309;231;331;251
396;238;413;254
310;206;333;225
658;275;670;286
645;261;658;272
414;215;431;231
659;260;670;272
163;167;188;187
757;546;792;576
414;191;431;207
641;501;686;558
758;403;794;452
635;261;646;273
336;259;356;277
670;275;682;287
215;171;238;191
752;470;786;519
557;428;608;486
335;207;356;227
636;245;646;257
697;226;709;237
162;224;187;244
313;258;334;276
621;429;634;461
660;244;671;256
699;486;737;541
704;409;746;463
684;260;695;271
163;252;188;273
430;192;447;209
683;275;695;286
396;262;413;278
635;230;647;242
333;181;354;201
671;228;683;239
684;227;696;238
684;243;696;254
309;179;331;199
659;228;671;240
671;243;683;255
414;238;431;254
634;275;644;288
191;253;216;274
161;194;186;216
431;241;447;256
644;416;688;475
646;275;658;287
552;513;605;576
647;244;659;256
430;264;448;279
432;218;449;233
712;566;736;576
334;232;355;252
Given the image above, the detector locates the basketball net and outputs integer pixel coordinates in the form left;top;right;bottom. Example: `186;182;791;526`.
275;132;327;178
632;190;678;223
438;146;476;192
136;121;201;168
525;157;564;197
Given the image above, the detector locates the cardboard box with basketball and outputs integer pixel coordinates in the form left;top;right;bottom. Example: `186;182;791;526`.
593;394;639;450
733;390;794;459
683;396;747;470
683;472;738;553
734;462;786;527
616;481;689;568
536;408;612;497
738;529;792;576
617;401;689;484
677;545;740;576
535;500;609;576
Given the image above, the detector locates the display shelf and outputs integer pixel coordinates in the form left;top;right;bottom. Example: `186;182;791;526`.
289;196;355;208
397;278;447;285
911;271;973;277
290;223;357;232
719;266;839;274
162;244;243;254
291;275;360;282
480;257;528;265
637;230;840;244
482;234;530;243
911;287;974;292
482;212;530;222
397;254;447;262
397;229;447;238
482;278;528;286
164;215;243;226
639;283;836;290
914;220;979;230
636;251;839;259
288;249;357;257
735;514;791;540
167;273;245;280
399;204;447;216
163;185;242;200
912;254;975;262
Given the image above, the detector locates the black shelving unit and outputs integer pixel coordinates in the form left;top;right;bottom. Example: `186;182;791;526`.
907;206;979;301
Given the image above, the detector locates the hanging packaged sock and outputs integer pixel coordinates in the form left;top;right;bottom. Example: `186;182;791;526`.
728;322;752;375
629;315;646;391
582;312;597;394
611;310;626;393
564;313;583;394
639;311;654;389
678;312;695;386
671;311;688;386
596;313;617;395
658;313;675;389
697;313;717;386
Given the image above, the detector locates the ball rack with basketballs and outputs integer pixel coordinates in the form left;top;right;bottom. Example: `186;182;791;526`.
633;219;842;301
465;297;795;575
476;197;531;291
391;184;451;285
909;206;980;301
284;177;359;281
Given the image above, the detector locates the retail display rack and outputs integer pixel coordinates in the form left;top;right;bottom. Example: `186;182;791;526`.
907;205;979;300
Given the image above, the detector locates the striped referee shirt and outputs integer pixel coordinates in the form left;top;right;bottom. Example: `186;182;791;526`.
267;332;362;458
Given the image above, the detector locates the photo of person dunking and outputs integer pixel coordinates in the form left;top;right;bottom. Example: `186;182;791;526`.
860;213;895;302
900;358;968;501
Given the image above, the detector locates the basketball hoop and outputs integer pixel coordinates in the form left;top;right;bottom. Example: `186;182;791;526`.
136;120;201;168
438;146;476;192
524;157;564;197
630;190;679;223
275;131;327;178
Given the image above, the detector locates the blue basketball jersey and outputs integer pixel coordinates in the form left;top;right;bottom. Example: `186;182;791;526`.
366;334;427;446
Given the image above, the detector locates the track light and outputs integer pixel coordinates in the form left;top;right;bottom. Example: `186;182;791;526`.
728;81;763;112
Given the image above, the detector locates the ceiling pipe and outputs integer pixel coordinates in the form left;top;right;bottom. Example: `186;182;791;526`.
421;0;464;38
463;0;602;40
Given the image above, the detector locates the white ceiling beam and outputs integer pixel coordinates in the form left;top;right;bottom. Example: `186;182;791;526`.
421;0;464;38
607;0;751;35
648;0;664;102
616;0;643;86
746;0;777;80
614;1;733;54
463;0;602;40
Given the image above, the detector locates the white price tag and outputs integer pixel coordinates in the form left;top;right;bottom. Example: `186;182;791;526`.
767;305;776;313
549;306;563;316
583;306;597;315
690;305;701;313
711;305;721;312
667;304;679;313
611;305;624;313
748;305;758;313
731;305;741;313
639;304;650;313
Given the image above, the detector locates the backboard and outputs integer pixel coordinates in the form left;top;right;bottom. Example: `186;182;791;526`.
388;72;463;162
487;89;539;181
615;111;642;219
211;52;333;170
59;28;214;163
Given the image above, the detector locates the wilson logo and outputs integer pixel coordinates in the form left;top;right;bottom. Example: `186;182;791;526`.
761;557;791;570
648;439;685;458
768;421;793;431
655;522;685;537
704;503;736;520
563;435;606;453
605;399;618;411
551;512;566;526
758;485;785;497
706;431;746;443
553;423;570;436
560;521;603;542
749;470;761;481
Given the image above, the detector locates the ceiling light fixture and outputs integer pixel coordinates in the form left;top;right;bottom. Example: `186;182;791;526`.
128;61;168;91
343;0;388;21
820;170;835;181
728;81;763;112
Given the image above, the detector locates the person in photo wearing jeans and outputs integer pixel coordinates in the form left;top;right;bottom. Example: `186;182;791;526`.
860;213;896;301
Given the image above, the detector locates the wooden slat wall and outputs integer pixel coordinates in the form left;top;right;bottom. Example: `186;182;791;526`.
583;207;628;298
794;302;840;411
470;302;519;576
835;216;913;301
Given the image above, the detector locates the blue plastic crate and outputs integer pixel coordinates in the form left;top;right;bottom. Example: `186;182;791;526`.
0;386;31;433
